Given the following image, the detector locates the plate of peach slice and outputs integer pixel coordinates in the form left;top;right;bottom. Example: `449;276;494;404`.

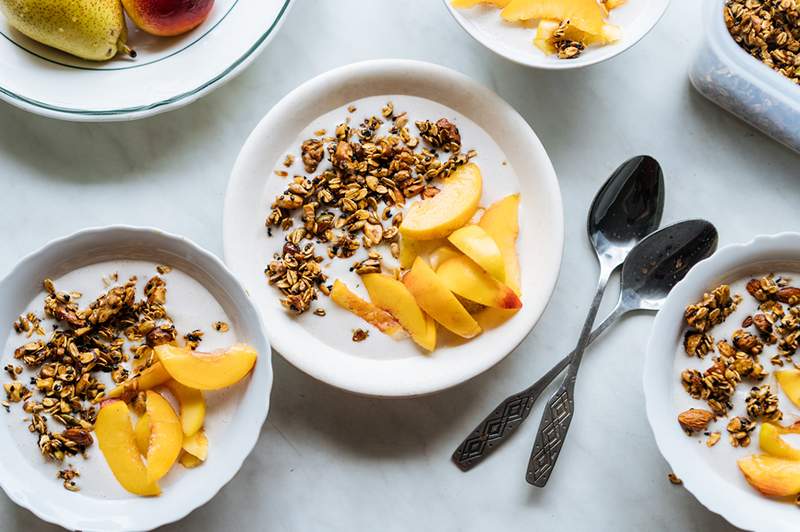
0;227;272;531
224;59;564;397
444;0;670;69
645;233;800;532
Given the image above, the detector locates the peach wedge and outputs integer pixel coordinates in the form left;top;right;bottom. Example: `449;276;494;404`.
165;380;206;437
452;0;511;7
760;422;800;461
362;273;436;351
448;225;506;282
134;413;151;456
437;256;522;310
95;400;160;496
105;361;171;399
400;163;482;240
330;279;404;338
155;343;258;391
182;429;209;461
775;370;800;408
403;257;481;339
738;454;800;497
479;194;521;295
144;390;183;483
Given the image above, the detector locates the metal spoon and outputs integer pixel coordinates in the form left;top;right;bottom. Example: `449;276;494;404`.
526;156;665;487
451;155;664;473
523;219;717;479
452;219;718;473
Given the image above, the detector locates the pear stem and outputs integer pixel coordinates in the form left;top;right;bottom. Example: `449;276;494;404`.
120;44;137;58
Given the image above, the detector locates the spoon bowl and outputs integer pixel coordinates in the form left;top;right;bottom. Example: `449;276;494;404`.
589;155;665;267
620;219;719;312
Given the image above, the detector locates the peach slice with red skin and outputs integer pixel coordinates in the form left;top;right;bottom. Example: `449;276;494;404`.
403;257;481;339
479;194;521;295
437;256;522;310
95;400;160;496
155;343;258;391
144;390;183;484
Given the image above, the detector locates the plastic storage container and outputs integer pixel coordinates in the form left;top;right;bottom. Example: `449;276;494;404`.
689;0;800;154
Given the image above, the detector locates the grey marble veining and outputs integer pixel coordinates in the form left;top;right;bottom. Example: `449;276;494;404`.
1;0;798;530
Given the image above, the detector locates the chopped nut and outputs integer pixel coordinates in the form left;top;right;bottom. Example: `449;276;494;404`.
684;331;714;358
667;473;683;485
352;329;369;342
732;329;764;355
727;416;756;447
684;285;741;333
746;384;782;421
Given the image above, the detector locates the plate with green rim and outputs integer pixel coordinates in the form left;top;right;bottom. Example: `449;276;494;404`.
0;0;293;122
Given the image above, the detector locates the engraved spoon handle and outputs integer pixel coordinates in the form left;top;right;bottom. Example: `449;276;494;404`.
526;267;612;487
451;302;627;472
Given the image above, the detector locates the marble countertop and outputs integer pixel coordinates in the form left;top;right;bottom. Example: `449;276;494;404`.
1;1;798;530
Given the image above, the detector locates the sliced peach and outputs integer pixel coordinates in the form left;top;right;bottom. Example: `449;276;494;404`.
155;344;258;391
448;225;505;282
437;256;522;310
502;0;606;35
165;380;205;437
419;314;437;351
179;451;203;468
144;391;183;483
105;362;171;399
400;163;482;240
330;280;404;338
605;0;626;9
452;0;510;7
479;194;521;295
95;400;160;496
776;370;800;408
474;308;518;330
361;273;434;351
182;429;208;461
399;237;446;270
403;257;481;339
760;423;800;460
429;245;461;270
738;454;800;497
134;413;151;456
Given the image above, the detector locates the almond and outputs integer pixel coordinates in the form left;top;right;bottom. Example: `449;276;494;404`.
678;408;715;433
777;287;800;305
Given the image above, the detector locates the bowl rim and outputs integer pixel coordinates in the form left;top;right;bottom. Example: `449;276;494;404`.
0;225;273;531
223;58;564;397
442;0;672;70
0;0;294;122
644;232;800;532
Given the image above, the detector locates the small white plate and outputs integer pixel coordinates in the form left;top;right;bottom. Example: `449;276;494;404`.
645;233;800;532
0;226;272;531
0;0;292;121
444;0;670;69
224;59;564;398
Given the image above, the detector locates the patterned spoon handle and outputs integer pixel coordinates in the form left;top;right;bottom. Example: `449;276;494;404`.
450;304;625;472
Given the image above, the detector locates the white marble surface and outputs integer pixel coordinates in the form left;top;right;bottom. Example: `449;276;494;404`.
0;1;798;530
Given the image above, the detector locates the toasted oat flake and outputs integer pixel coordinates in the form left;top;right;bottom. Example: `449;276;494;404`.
667;473;683;485
213;321;230;333
706;432;721;447
156;265;172;275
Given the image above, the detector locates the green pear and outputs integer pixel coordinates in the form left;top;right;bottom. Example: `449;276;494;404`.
0;0;135;61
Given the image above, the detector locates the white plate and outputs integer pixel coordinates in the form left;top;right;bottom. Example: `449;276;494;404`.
0;0;292;121
645;233;800;532
444;0;670;69
224;59;564;398
0;226;272;531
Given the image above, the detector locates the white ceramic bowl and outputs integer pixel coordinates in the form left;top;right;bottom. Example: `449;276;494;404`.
444;0;670;69
0;226;272;531
0;0;293;121
224;59;564;398
645;233;800;532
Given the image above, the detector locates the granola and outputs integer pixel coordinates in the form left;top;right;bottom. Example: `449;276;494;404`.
265;102;476;316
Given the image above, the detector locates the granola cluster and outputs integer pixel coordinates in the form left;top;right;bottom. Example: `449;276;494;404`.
265;102;477;314
725;0;800;85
